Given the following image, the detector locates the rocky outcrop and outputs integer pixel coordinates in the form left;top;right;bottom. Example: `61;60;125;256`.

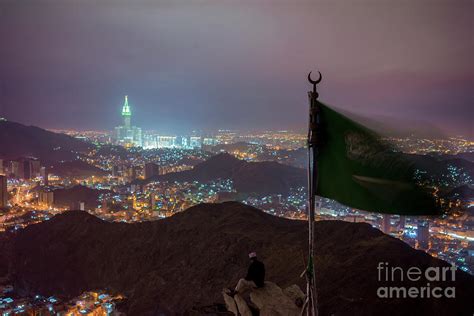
223;282;304;316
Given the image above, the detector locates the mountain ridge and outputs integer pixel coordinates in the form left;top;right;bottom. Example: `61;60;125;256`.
141;153;307;196
0;120;91;162
1;202;472;315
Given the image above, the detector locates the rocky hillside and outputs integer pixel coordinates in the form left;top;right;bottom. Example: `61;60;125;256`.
1;202;473;315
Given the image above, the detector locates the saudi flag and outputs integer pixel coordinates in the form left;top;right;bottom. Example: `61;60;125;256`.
315;102;442;215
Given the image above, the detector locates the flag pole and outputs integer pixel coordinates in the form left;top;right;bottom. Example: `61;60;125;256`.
304;71;322;316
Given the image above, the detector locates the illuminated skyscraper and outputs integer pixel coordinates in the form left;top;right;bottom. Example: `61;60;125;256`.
0;175;7;209
122;95;131;128
115;95;143;148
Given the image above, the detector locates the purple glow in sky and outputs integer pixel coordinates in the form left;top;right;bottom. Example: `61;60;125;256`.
1;0;473;137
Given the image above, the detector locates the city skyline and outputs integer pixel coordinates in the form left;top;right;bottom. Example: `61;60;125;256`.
1;0;473;138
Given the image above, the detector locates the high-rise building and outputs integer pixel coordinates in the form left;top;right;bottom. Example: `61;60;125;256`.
31;160;41;178
0;159;4;175
156;136;177;148
417;222;430;249
399;215;406;230
71;201;86;211
144;162;160;180
20;160;32;179
381;214;391;234
10;161;19;178
190;136;202;149
40;167;49;186
0;175;7;209
39;189;54;207
115;95;143;148
11;159;33;180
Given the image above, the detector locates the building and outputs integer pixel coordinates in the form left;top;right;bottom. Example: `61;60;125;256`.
417;222;430;249
0;175;7;209
0;159;4;175
399;215;406;230
156;136;177;148
71;201;86;211
31;160;41;178
203;137;218;146
190;136;202;149
9;161;19;178
115;95;142;148
40;167;49;186
9;159;35;180
39;189;54;207
144;163;160;180
381;214;391;234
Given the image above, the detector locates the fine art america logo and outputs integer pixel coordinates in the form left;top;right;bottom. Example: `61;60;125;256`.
377;262;456;299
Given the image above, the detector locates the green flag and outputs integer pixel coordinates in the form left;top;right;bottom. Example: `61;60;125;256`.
316;102;442;215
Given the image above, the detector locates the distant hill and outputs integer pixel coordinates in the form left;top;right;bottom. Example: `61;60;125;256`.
206;141;260;153
48;160;108;178
1;202;472;315
407;154;474;179
232;160;306;195
0;120;92;162
436;152;474;163
441;185;474;200
258;147;307;169
53;185;108;209
145;153;306;195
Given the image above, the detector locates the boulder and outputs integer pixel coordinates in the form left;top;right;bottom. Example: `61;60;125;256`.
222;289;252;316
283;284;305;307
223;282;302;316
222;289;239;315
250;282;301;316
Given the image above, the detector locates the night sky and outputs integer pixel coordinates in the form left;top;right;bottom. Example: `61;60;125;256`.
1;0;472;137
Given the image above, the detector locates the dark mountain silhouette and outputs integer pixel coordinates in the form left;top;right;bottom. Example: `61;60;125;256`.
53;185;108;209
158;152;244;182
258;147;307;169
441;184;474;200
436;152;474;163
232;160;306;195
1;202;472;315
143;153;306;195
0;120;91;162
48;160;108;178
409;155;474;176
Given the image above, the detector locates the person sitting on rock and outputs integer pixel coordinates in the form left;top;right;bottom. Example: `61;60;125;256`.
230;252;265;296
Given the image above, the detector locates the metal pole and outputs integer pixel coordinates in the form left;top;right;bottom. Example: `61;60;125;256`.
305;71;322;316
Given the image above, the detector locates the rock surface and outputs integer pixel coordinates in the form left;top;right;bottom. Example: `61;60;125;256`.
223;282;303;316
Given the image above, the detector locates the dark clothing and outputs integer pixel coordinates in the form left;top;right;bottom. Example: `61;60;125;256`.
245;258;265;287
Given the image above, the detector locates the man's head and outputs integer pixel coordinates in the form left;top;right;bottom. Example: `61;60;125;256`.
248;252;257;260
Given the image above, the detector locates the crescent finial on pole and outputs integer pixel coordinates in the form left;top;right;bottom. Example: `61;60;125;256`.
308;71;322;98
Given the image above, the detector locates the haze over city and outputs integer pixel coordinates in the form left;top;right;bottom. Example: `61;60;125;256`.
1;0;473;137
0;1;473;315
